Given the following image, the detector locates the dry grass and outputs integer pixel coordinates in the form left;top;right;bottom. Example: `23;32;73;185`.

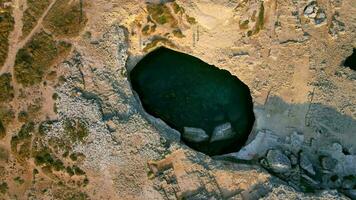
14;31;72;86
0;1;14;67
22;0;51;38
44;0;87;38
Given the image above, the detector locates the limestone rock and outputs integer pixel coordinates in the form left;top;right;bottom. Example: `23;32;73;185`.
182;127;209;143
290;131;304;154
210;122;235;142
234;130;283;160
342;189;356;200
320;156;338;171
329;13;345;37
303;1;326;25
300;152;316;176
266;149;292;173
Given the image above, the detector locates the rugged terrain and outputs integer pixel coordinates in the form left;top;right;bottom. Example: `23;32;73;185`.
0;0;355;199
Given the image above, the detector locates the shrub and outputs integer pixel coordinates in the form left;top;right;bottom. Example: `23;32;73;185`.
22;0;51;37
0;7;14;67
0;120;5;139
63;119;89;143
147;3;175;26
14;31;71;86
0;182;8;194
44;0;87;38
0;73;14;102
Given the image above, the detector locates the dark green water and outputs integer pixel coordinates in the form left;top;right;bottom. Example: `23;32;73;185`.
130;47;255;156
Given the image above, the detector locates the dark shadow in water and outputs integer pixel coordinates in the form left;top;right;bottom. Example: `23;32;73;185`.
130;47;255;156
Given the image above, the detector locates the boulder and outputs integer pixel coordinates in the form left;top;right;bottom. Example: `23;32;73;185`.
210;122;235;142
234;130;282;160
315;10;327;25
300;152;316;176
290;131;304;154
342;189;356;200
266;149;291;173
320;156;338;171
182;127;209;143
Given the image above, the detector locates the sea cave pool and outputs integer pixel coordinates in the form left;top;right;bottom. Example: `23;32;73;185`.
130;47;255;156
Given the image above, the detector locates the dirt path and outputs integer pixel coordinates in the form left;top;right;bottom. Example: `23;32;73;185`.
0;0;25;75
0;0;57;75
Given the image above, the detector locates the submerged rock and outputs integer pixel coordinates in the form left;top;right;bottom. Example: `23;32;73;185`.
182;127;209;143
210;122;235;142
130;47;255;155
300;152;316;176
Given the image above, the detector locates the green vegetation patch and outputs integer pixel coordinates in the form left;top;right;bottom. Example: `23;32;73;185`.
22;0;51;37
142;24;157;36
239;20;249;29
0;3;14;67
186;15;197;25
172;2;184;14
147;3;176;26
0;182;8;194
0;121;5;139
253;2;264;35
33;147;65;171
0;73;14;102
172;29;184;38
63;118;89;143
14;31;72;86
143;37;176;52
44;0;87;38
0;105;15;124
11;122;35;160
0;146;8;161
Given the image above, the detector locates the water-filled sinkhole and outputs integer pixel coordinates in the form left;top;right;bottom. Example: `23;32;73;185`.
130;47;255;156
344;48;356;70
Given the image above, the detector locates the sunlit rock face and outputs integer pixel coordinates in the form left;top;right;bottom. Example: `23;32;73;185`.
130;47;255;156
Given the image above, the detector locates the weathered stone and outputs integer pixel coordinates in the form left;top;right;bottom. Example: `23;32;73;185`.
315;10;327;25
300;152;316;176
290;154;298;166
320;156;337;171
342;177;355;189
182;127;209;143
304;1;318;18
210;122;235;142
322;174;342;188
342;189;356;200
234;130;282;160
343;155;356;176
304;5;315;16
301;174;320;189
266;149;291;173
290;131;304;154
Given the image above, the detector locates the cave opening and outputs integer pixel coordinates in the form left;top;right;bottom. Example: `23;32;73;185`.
130;47;255;156
344;48;356;70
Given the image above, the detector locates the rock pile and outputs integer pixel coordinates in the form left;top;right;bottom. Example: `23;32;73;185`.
304;1;327;25
230;129;356;198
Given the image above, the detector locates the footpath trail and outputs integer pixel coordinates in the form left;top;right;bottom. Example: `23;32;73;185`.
0;0;57;75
